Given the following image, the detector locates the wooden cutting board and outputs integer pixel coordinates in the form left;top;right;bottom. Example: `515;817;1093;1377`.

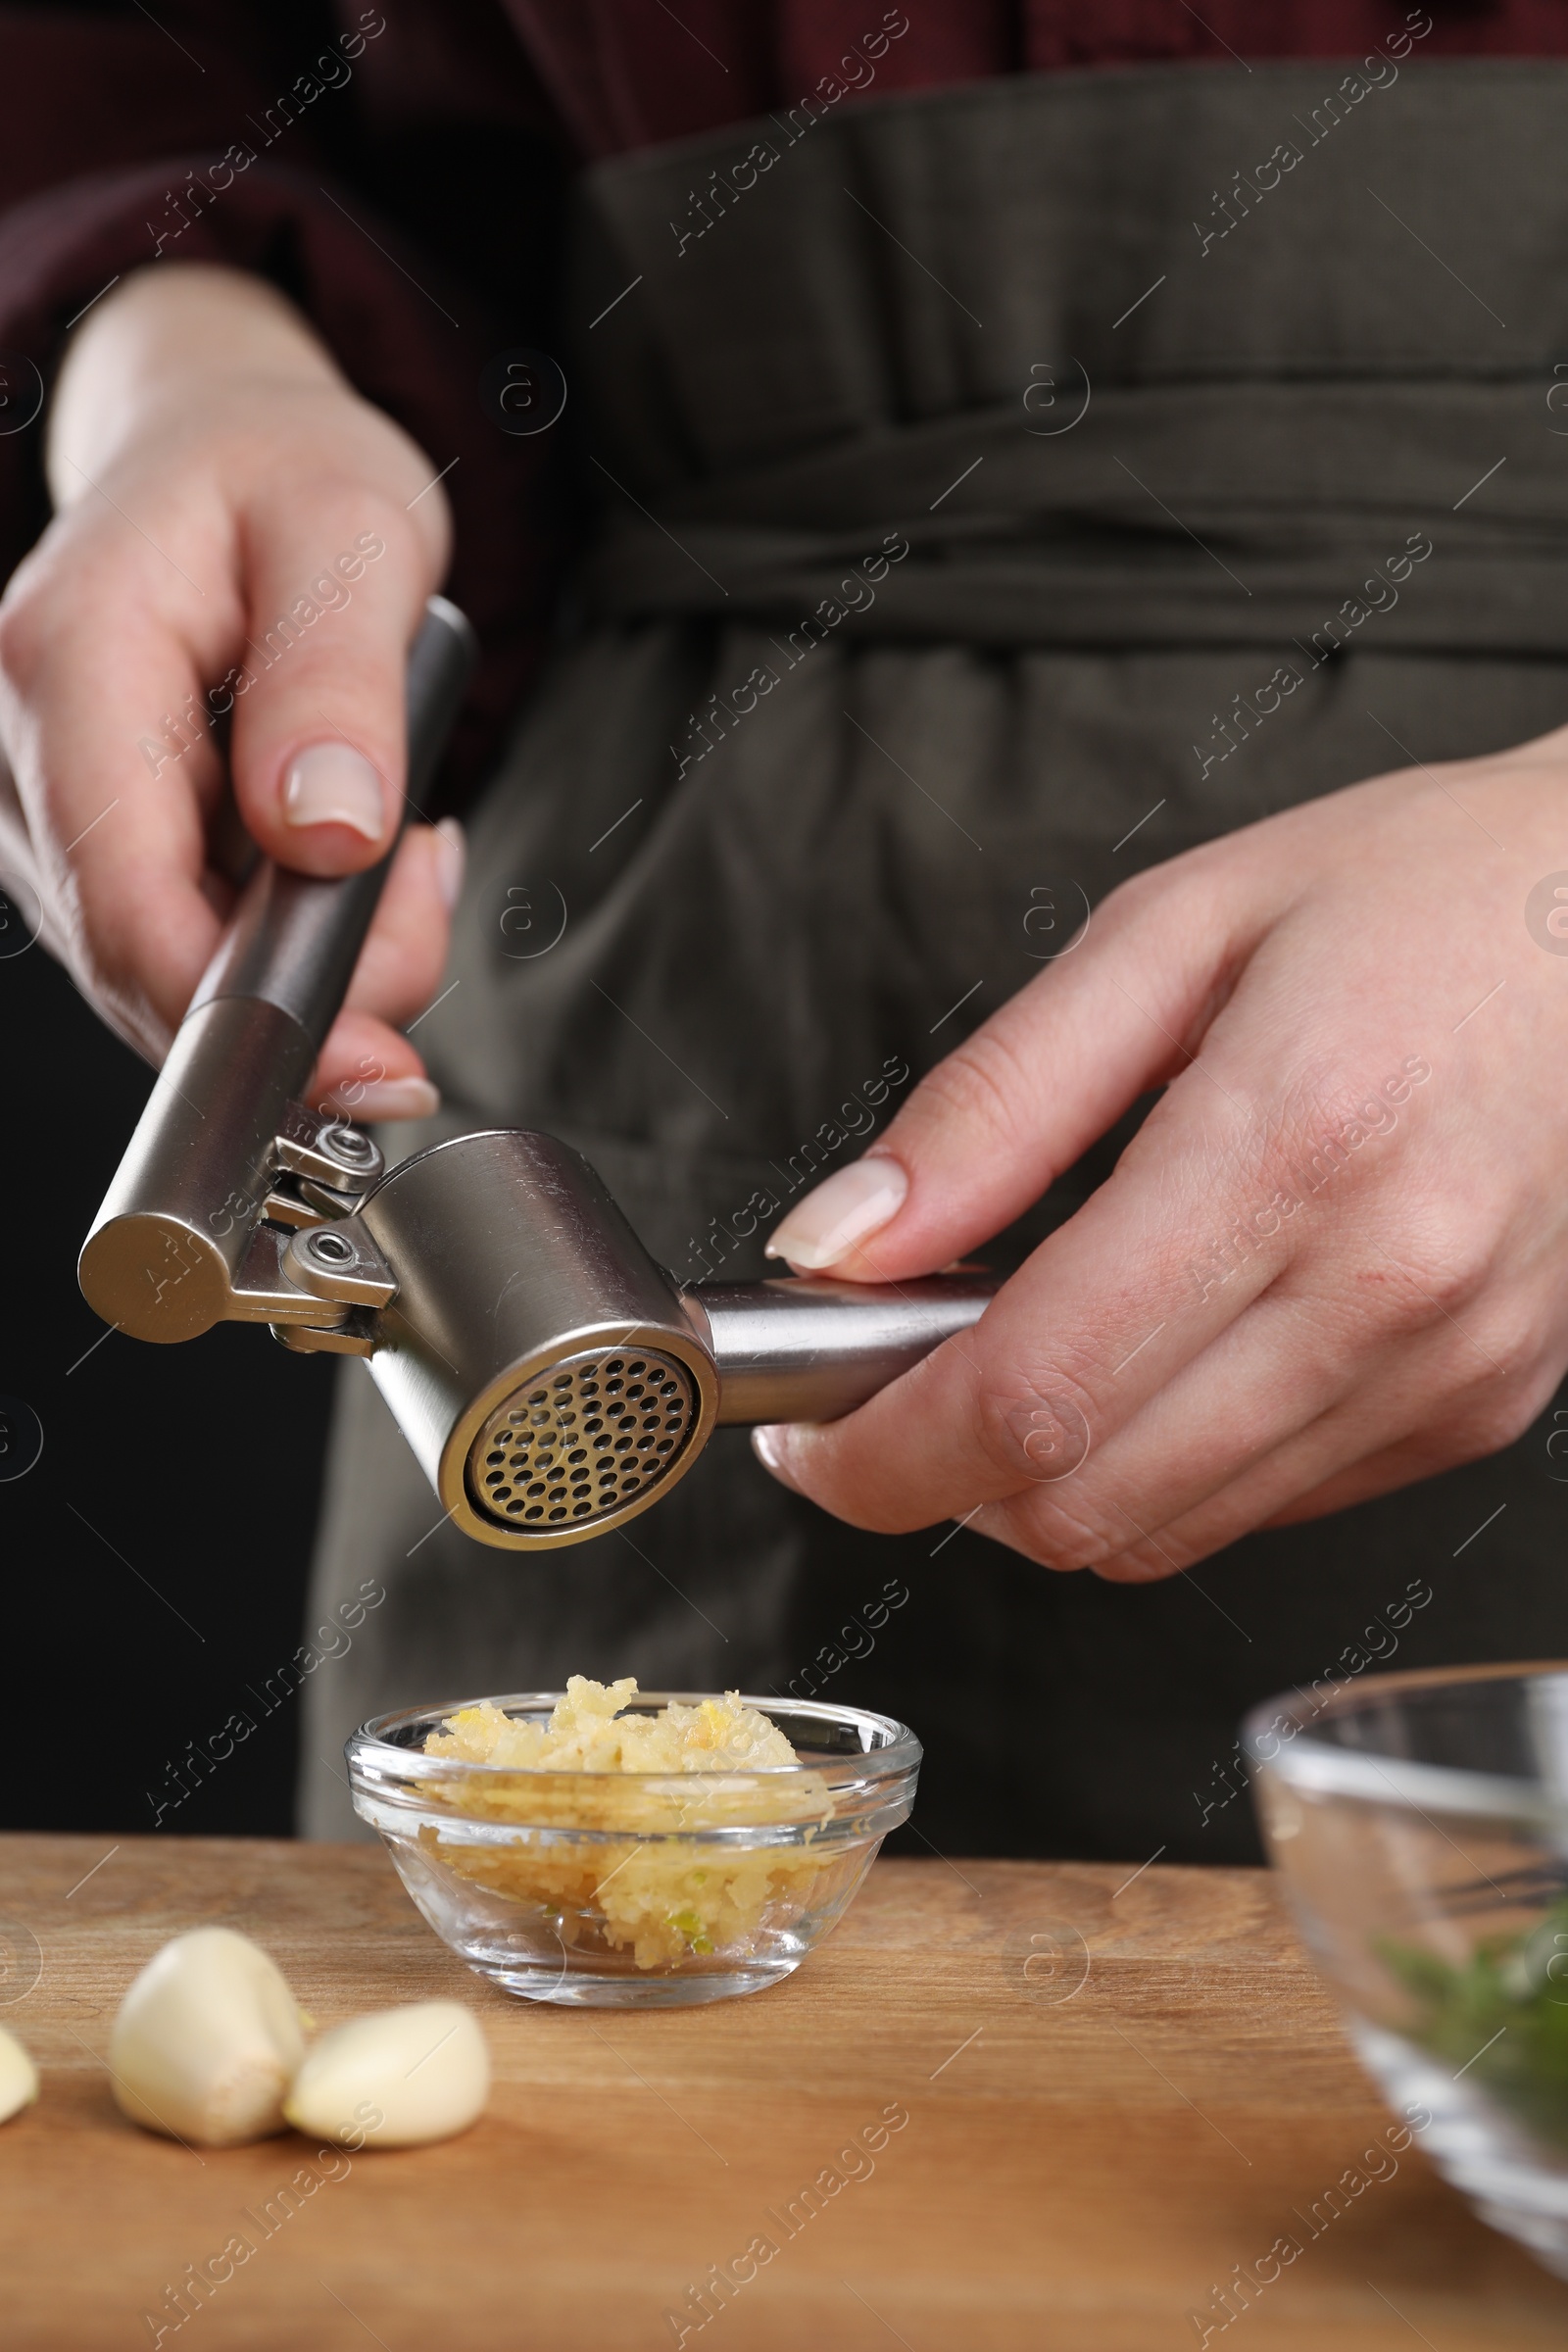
0;1833;1564;2350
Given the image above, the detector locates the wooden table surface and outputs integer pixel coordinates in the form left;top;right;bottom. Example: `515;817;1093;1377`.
1;1835;1565;2350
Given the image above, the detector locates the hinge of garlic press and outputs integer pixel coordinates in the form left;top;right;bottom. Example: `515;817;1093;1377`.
258;1101;384;1233
225;1102;398;1354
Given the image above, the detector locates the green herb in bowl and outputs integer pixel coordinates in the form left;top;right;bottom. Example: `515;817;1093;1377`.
1379;1897;1568;2150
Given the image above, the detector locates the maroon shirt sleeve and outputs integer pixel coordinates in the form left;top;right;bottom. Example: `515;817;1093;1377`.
0;0;1565;805
501;0;1568;158
0;4;562;802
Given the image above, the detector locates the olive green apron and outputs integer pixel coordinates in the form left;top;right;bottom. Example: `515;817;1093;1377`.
302;61;1568;1856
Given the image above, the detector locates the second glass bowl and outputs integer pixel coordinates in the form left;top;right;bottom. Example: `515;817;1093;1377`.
348;1691;920;2006
1246;1661;1568;2278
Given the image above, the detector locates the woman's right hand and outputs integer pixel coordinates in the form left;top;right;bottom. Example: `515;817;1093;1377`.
0;261;461;1116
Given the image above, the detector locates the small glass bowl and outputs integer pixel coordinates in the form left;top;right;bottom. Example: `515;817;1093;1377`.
1245;1661;1568;2278
347;1691;920;2006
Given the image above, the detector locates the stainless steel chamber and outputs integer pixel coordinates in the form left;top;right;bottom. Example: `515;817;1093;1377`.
78;597;994;1549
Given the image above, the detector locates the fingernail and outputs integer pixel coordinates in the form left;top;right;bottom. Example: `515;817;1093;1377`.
283;744;386;841
752;1426;803;1492
433;816;466;911
334;1077;439;1121
766;1156;909;1271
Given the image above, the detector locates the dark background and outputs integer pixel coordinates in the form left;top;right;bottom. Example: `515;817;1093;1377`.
2;918;332;1837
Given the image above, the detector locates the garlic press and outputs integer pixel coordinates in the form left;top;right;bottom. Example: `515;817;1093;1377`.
78;598;992;1548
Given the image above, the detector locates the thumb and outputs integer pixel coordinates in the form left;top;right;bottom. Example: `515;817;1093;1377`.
226;497;436;876
764;866;1265;1282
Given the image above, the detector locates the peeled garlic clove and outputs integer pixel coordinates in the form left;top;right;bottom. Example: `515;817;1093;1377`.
110;1927;307;2147
283;2000;489;2148
0;2027;38;2124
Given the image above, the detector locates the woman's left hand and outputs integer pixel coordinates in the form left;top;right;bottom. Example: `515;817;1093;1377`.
753;732;1568;1579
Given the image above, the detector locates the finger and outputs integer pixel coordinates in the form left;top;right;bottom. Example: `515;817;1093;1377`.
765;851;1278;1280
1257;1444;1461;1527
1257;1406;1538;1530
755;1053;1301;1534
226;491;438;879
981;1232;1518;1575
0;738;70;964
306;820;464;1118
0;549;233;1053
939;1283;1378;1574
342;819;463;1028
963;1388;1407;1585
311;1006;438;1121
992;1386;1419;1582
1058;1348;1538;1583
758;909;1449;1539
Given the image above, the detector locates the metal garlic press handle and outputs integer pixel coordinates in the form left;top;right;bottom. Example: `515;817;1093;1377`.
78;596;476;1345
698;1273;994;1423
184;594;476;1048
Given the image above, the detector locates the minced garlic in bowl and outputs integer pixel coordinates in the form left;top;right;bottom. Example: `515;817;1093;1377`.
348;1682;921;2005
426;1677;801;1774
